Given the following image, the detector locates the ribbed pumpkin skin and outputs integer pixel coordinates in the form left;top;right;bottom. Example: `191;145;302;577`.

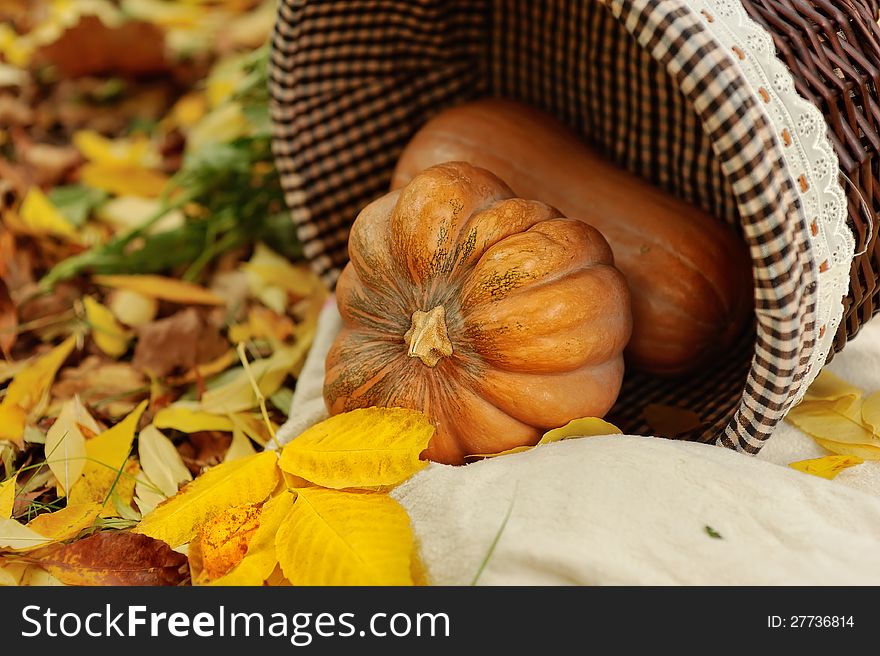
324;162;632;464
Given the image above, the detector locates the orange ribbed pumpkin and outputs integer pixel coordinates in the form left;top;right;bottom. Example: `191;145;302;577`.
324;162;632;464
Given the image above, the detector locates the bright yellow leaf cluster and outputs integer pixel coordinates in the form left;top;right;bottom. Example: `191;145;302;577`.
134;407;435;586
786;369;880;462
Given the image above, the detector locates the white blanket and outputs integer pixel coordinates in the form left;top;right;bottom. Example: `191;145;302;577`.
277;300;880;584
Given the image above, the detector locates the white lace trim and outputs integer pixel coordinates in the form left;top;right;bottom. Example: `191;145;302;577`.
691;0;855;402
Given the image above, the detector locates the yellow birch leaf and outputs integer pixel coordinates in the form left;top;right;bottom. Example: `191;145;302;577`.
200;344;307;414
134;451;278;548
93;274;225;306
0;335;77;447
189;501;262;585
0;475;15;519
153;403;234;433
804;369;863;403
26;502;101;542
79;164;170;197
276;488;414;586
211;491;295;586
19;187;77;240
244;243;322;298
862;391;880;434
228;412;276;447
186;102;249;152
68;402;146;514
170;92;207;130
224;428;257;463
135;425;192;515
0;519;51;550
786;399;879;446
83;296;131;358
45;397;99;497
73;130;160;168
540;417;622;443
813;438;880;461
789;455;864;480
0;560;28;586
107;288;159;327
279;408;434;490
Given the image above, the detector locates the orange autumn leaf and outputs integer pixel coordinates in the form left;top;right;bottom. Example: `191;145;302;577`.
189;502;263;585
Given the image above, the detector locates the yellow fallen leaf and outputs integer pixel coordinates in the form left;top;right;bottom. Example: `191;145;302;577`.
83;296;131;358
68;401;147;515
211;491;295;586
224;429;257;463
187;102;249;152
276;488;414;586
18;566;66;586
107;288;158;327
228;412;276;447
0;560;28;586
135;424;192;516
786;398;879;446
0;358;32;385
644;404;705;436
135;451;279;548
205;51;249;107
0;335;77;447
169;92;207;130
79;164;170;198
813;438;880;461
45;397;100;497
470;416;622;459
200;344;308;414
73;130;161;168
244;243;323;301
96;196;184;234
94;274;225;306
189;502;262;585
0;519;51;550
0;475;15;519
789;455;864;480
804;369;863;403
153;403;234;433
279;408;434;490
19;188;77;240
862;391;880;434
540;417;622;442
26;502;102;542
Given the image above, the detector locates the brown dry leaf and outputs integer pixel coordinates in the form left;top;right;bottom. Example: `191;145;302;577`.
132;308;229;378
26;531;187;586
52;356;147;417
189;502;262;585
643;404;705;437
165;349;237;387
0;277;16;357
35;16;168;78
178;432;233;475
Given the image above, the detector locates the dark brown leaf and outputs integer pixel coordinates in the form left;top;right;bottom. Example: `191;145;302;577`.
26;531;188;586
35;16;169;78
643;404;706;437
133;308;228;378
178;432;233;475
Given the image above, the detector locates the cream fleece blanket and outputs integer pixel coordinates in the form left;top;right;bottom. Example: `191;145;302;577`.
276;299;880;584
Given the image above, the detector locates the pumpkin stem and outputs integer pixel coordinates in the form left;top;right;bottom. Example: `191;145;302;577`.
404;305;453;367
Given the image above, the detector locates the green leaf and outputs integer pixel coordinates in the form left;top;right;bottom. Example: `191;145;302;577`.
705;525;723;539
47;185;108;226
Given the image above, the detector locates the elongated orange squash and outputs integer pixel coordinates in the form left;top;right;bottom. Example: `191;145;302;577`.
392;99;753;376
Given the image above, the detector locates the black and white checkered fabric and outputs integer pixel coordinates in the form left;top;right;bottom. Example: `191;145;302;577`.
269;0;819;454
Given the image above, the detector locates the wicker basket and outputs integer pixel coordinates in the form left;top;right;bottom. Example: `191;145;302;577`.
268;0;880;454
